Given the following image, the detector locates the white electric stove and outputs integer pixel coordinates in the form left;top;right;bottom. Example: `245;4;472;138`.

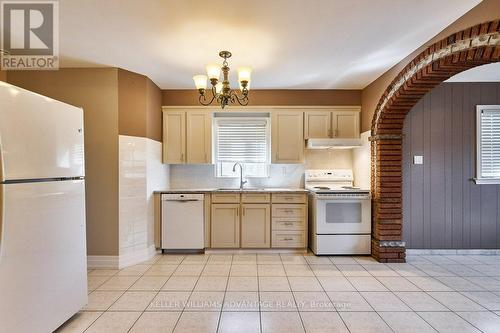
306;169;371;255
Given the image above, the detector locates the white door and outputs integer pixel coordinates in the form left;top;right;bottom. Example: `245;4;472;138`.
0;84;84;181
316;198;371;234
0;180;87;333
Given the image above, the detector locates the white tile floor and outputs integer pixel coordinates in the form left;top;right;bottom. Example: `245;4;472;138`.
56;253;500;333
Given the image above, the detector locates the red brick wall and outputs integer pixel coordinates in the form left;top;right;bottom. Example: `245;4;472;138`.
371;20;500;262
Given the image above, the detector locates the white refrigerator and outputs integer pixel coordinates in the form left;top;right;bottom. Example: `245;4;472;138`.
0;82;88;333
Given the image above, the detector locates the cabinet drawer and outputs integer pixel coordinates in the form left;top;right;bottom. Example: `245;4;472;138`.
272;231;306;248
272;204;306;218
272;193;307;204
272;219;305;231
211;193;240;203
241;193;271;203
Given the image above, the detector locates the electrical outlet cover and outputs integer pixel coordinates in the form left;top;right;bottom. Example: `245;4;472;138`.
413;155;423;164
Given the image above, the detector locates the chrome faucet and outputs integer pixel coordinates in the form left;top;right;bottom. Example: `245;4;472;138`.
232;162;247;189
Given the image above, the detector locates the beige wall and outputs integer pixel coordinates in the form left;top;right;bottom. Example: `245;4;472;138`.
118;69;163;142
162;89;361;106
7;68;120;256
146;78;162;142
360;0;500;132
118;69;147;139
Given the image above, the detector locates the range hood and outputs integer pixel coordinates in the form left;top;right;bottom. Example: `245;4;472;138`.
306;138;363;149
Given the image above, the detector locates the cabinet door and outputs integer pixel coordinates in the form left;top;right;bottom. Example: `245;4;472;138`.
211;204;240;248
331;109;360;138
163;111;186;163
186;111;212;164
304;111;331;139
271;111;304;163
241;204;271;248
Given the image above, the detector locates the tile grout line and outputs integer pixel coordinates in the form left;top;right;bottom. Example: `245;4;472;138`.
304;256;354;333
132;254;184;333
214;254;233;333
285;255;312;333
330;257;398;333
124;254;176;333
84;262;151;332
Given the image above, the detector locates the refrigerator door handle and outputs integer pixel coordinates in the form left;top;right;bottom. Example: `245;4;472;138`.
0;140;4;183
0;183;3;258
0;141;4;257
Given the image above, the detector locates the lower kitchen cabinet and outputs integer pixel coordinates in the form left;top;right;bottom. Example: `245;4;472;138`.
208;192;308;250
211;204;240;248
241;204;271;248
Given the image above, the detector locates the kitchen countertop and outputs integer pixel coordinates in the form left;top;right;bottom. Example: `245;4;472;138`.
153;188;309;194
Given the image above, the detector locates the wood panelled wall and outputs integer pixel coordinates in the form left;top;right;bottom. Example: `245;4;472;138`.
403;82;500;249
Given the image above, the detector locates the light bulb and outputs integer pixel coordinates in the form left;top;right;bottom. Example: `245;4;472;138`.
192;75;207;90
206;64;221;80
238;67;252;83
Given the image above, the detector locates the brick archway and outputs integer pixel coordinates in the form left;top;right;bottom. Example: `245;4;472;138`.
371;20;500;262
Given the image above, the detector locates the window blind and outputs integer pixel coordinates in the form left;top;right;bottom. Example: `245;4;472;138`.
215;118;269;163
479;108;500;178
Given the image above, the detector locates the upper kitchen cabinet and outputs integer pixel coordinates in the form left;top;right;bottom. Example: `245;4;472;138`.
162;108;212;164
271;110;304;163
304;110;331;139
163;111;186;163
186;111;212;163
331;107;360;138
304;107;360;139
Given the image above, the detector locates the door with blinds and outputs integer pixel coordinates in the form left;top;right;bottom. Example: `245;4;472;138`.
213;113;270;178
476;105;500;184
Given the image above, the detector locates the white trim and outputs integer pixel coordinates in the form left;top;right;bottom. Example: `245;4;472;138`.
408;249;500;255
87;255;119;269
476;105;500;181
473;178;500;185
162;105;361;111
205;249;307;254
213;115;271;178
87;245;159;269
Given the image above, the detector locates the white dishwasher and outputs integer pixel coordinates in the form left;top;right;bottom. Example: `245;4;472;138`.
161;193;205;251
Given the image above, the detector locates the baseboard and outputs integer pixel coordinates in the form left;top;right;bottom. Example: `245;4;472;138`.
87;245;158;269
87;255;120;269
205;248;308;254
407;249;500;255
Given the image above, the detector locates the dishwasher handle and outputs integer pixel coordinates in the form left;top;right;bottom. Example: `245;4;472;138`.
165;199;201;202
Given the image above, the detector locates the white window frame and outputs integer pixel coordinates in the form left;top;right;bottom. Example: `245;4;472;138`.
213;113;271;178
475;105;500;184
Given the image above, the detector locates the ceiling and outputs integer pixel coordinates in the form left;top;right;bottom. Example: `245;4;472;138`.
59;0;482;89
446;63;500;82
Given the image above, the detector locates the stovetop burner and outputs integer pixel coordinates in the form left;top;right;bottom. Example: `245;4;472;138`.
305;169;370;195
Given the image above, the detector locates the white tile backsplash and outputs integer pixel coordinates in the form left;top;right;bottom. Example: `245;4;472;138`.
169;150;353;189
119;135;169;256
352;131;371;190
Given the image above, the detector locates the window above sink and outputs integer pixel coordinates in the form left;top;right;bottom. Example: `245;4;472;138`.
213;113;271;178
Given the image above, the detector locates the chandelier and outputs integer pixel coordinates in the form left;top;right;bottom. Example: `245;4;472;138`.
193;51;251;109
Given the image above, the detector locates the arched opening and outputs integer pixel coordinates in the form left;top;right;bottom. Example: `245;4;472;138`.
371;20;499;262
